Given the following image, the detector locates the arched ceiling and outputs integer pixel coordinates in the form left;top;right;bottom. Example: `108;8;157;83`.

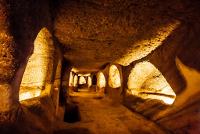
53;0;196;73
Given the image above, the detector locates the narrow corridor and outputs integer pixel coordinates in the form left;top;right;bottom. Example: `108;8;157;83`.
53;88;169;134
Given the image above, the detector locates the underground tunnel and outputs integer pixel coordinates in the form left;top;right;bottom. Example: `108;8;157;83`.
0;0;200;133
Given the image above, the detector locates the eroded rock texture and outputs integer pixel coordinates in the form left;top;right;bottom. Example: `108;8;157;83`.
0;0;19;113
0;0;199;133
0;0;56;133
54;0;196;71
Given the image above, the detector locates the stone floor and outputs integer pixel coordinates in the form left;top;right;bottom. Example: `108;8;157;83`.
53;89;170;134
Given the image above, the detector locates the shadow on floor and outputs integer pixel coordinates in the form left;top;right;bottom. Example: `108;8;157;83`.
64;104;81;123
93;96;103;100
54;127;92;134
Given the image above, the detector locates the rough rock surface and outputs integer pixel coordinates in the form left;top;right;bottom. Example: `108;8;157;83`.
0;0;200;133
54;0;200;73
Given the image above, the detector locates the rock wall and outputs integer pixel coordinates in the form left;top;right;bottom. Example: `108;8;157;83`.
73;74;79;92
88;73;97;92
68;71;75;93
0;0;60;133
96;71;106;93
53;48;63;89
60;58;73;105
100;63;123;102
0;0;20;115
19;27;56;101
0;0;199;133
103;19;200;134
97;4;200;131
20;95;56;134
87;75;92;89
153;58;200;133
52;46;63;116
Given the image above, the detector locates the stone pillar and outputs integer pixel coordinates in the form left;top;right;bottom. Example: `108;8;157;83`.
53;54;63;116
121;66;132;103
68;71;75;92
54;56;63;89
106;64;123;102
85;76;88;85
87;75;92;89
89;74;97;92
60;59;73;105
73;74;78;92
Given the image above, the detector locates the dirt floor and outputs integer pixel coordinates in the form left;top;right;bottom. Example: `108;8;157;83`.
53;88;170;134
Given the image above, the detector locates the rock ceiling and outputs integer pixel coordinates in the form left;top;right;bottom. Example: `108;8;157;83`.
53;0;195;74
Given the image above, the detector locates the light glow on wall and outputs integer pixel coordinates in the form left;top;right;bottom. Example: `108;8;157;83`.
97;72;106;88
20;27;53;88
19;90;41;101
109;65;121;88
88;76;92;87
115;21;180;66
69;72;74;86
74;75;78;87
19;27;53;101
127;61;176;105
79;76;86;84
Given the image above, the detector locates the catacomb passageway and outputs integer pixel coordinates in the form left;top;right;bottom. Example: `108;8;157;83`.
0;0;200;133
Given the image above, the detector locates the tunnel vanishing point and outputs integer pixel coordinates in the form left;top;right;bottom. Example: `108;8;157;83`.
0;0;200;133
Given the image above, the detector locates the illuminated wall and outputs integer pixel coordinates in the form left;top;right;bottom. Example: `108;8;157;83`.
97;72;106;88
73;74;78;87
69;71;75;86
109;65;121;88
19;27;55;101
88;76;92;87
79;76;86;85
127;61;176;104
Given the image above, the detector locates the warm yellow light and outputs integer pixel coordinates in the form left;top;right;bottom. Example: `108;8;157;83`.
69;72;74;86
35;91;41;97
20;92;32;101
79;76;86;84
88;76;92;87
19;90;41;101
20;27;53;100
71;68;79;73
74;75;78;87
78;73;90;76
97;72;106;88
115;21;180;66
127;61;176;105
174;57;200;105
21;27;53;87
109;65;121;88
